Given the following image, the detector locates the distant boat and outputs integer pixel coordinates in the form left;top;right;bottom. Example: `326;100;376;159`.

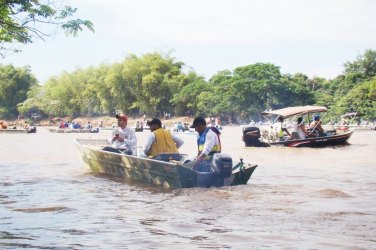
242;105;353;147
49;128;99;133
323;112;375;131
172;128;198;136
0;127;36;134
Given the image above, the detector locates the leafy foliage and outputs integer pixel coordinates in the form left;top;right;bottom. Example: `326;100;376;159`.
0;0;94;56
0;64;37;118
1;50;375;123
333;78;376;119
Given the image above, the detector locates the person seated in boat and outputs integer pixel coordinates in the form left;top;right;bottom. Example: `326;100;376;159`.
309;115;326;136
59;121;65;129
0;121;7;129
176;121;184;132
97;120;104;128
85;121;93;129
73;122;81;129
274;116;291;141
23;121;30;129
183;122;189;131
143;118;184;158
340;118;349;126
291;117;309;139
107;114;137;155
190;116;222;172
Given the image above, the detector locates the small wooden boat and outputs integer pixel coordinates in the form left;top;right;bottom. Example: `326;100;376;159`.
242;105;354;147
323;112;375;131
172;129;198;136
49;128;99;133
75;139;258;189
102;126;144;132
0;127;37;133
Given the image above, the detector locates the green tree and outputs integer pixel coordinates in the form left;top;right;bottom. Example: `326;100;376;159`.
330;49;376;100
202;70;241;122
232;63;283;111
85;65;114;115
280;73;315;107
109;52;185;116
0;64;37;118
0;0;94;56
344;49;376;81
334;78;376;120
171;72;209;116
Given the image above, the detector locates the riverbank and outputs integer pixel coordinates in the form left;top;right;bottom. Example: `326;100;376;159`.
2;115;195;129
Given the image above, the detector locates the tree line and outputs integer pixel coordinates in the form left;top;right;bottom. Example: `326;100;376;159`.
1;50;375;124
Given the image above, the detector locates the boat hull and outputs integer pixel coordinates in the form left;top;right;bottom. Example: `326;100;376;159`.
49;128;99;133
269;130;353;147
75;139;257;189
243;127;353;147
0;128;36;133
323;124;375;131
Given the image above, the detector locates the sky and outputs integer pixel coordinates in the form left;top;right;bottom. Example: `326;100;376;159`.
2;0;376;84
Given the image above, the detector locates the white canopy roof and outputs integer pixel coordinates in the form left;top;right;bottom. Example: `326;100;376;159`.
341;112;361;119
262;105;328;118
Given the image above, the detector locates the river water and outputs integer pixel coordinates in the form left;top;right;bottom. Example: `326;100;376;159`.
1;126;375;249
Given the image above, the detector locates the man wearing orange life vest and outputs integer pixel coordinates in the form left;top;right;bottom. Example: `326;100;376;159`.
143;118;184;158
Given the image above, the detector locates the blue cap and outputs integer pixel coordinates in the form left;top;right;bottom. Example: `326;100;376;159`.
313;115;320;121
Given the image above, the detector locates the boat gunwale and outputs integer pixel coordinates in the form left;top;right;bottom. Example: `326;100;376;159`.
267;129;353;147
74;138;185;167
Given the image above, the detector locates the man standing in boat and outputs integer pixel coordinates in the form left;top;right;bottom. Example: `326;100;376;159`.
275;116;291;140
190;116;221;172
143;118;184;158
109;114;137;155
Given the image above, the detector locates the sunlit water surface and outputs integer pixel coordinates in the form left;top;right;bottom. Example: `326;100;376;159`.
1;126;375;249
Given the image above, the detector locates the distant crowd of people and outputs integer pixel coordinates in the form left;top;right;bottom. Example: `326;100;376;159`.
58;120;103;131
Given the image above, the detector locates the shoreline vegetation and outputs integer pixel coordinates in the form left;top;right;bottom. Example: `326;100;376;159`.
1;50;375;124
1;50;375;128
3;115;197;129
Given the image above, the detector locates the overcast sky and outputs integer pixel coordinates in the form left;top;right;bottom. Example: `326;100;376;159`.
2;0;376;83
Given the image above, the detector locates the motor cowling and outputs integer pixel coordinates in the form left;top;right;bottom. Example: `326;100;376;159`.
211;153;232;178
242;127;270;147
242;126;261;146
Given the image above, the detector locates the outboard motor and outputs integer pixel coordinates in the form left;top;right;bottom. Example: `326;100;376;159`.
27;126;37;133
242;127;270;147
211;153;233;178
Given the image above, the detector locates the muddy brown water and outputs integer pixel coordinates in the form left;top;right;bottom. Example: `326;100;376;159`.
1;126;375;249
